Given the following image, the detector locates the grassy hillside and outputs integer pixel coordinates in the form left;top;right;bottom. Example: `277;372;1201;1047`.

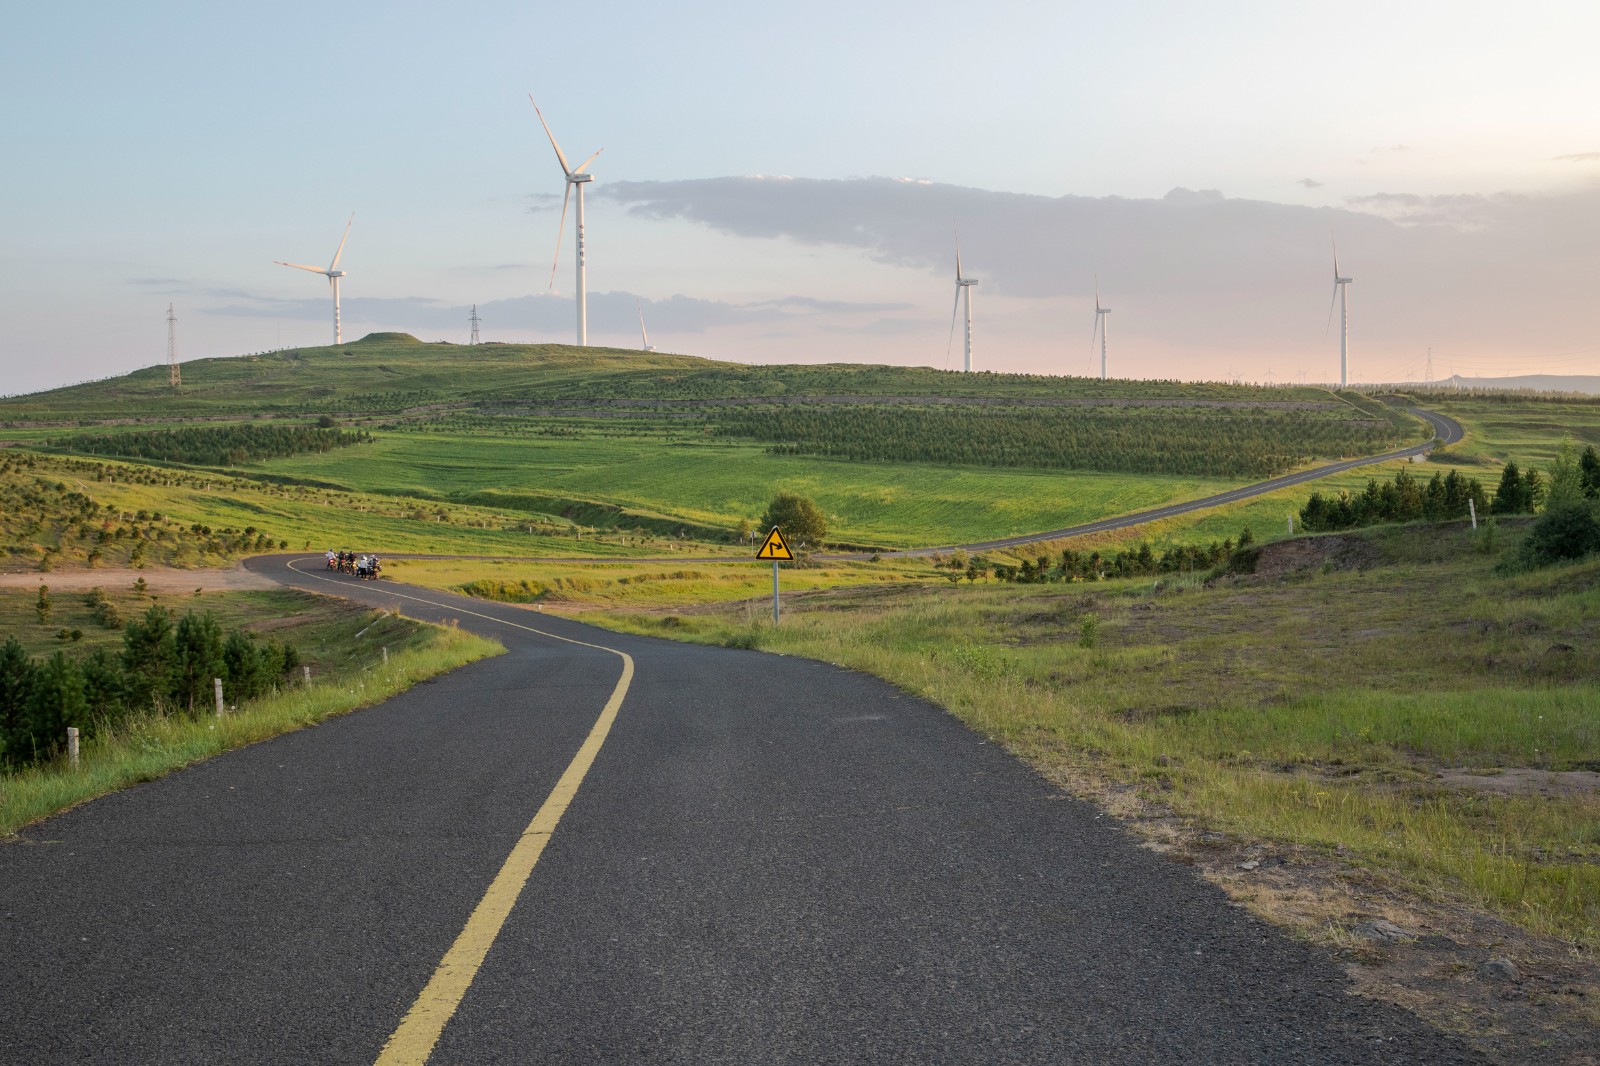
1;332;1335;422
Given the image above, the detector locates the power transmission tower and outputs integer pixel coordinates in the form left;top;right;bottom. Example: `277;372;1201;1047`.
469;305;481;345
167;303;181;388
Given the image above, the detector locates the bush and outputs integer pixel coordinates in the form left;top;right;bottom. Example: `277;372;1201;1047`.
759;492;828;548
1519;503;1600;567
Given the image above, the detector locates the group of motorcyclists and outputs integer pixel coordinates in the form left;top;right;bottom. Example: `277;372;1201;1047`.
325;549;382;579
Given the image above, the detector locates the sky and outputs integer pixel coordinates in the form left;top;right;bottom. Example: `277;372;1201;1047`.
2;0;1598;395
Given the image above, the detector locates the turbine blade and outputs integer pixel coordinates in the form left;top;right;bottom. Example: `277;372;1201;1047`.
1095;277;1102;313
637;301;650;348
275;261;327;275
946;283;962;363
1331;233;1340;279
1325;283;1339;334
572;148;603;174
548;184;572;291
328;212;354;272
1090;311;1101;356
529;94;574;176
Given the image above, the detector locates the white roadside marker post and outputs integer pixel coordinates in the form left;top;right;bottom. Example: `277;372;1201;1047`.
1469;498;1477;530
67;727;80;769
303;665;312;688
382;646;389;664
214;678;225;717
1288;515;1294;535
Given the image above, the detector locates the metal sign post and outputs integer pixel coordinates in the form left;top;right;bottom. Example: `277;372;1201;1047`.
756;527;795;625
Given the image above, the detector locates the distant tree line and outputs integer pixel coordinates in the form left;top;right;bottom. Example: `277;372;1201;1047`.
59;424;371;467
1298;447;1600;535
0;606;299;770
938;530;1254;585
714;406;1400;479
1298;468;1491;532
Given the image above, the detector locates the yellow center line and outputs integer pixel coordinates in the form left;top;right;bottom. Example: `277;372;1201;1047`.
281;560;635;1065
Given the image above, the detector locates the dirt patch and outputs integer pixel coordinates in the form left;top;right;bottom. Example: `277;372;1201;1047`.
1032;763;1600;1065
1247;534;1385;579
0;566;276;593
1439;768;1600;798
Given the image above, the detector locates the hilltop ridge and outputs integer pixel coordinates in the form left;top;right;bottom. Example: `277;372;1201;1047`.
0;334;1336;422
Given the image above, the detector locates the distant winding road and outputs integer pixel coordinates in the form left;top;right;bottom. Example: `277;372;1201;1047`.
880;406;1463;557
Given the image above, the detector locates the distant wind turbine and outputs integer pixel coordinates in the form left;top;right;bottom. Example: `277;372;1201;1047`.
637;302;655;351
1091;281;1111;380
274;213;354;346
1326;236;1353;387
946;234;978;372
530;95;602;347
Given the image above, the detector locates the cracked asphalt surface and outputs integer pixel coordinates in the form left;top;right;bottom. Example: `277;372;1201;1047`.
0;557;1483;1064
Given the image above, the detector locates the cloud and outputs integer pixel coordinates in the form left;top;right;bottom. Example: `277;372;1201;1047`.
199;287;909;337
1371;144;1410;153
591;174;1600;372
1342;190;1534;229
1554;152;1600;163
1297;178;1324;189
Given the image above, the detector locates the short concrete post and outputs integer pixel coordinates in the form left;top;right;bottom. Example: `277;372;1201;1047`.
302;664;311;688
382;646;388;664
213;677;224;717
1469;498;1477;530
1287;516;1294;535
67;726;80;769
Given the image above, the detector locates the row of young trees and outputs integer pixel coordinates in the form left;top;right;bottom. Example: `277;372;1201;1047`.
1298;468;1491;532
715;406;1400;478
938;530;1254;585
0;606;300;771
1299;446;1600;535
61;424;371;467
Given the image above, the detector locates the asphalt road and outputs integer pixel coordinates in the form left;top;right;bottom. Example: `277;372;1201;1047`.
0;557;1482;1064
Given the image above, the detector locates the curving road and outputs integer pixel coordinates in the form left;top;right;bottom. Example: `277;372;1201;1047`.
0;555;1482;1064
876;407;1463;557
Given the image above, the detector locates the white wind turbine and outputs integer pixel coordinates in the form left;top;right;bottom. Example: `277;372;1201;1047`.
1327;237;1353;387
946;234;979;371
530;95;602;347
274;213;354;346
637;302;656;351
1091;281;1111;380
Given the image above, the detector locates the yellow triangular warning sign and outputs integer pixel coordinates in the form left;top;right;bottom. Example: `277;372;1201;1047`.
756;527;794;560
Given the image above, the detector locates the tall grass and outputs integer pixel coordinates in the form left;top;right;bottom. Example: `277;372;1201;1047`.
585;536;1600;947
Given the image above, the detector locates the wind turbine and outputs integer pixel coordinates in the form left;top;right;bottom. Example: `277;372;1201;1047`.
530;95;602;347
274;213;354;346
637;302;655;351
1326;237;1353;387
946;234;978;371
1091;281;1111;380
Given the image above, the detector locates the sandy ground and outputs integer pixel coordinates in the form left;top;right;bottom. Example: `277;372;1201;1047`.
0;567;277;593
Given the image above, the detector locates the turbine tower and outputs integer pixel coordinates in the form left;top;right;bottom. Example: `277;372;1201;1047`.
637;302;655;351
166;303;180;388
530;95;602;347
947;235;978;372
274;213;354;346
1326;238;1353;387
1091;282;1111;380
